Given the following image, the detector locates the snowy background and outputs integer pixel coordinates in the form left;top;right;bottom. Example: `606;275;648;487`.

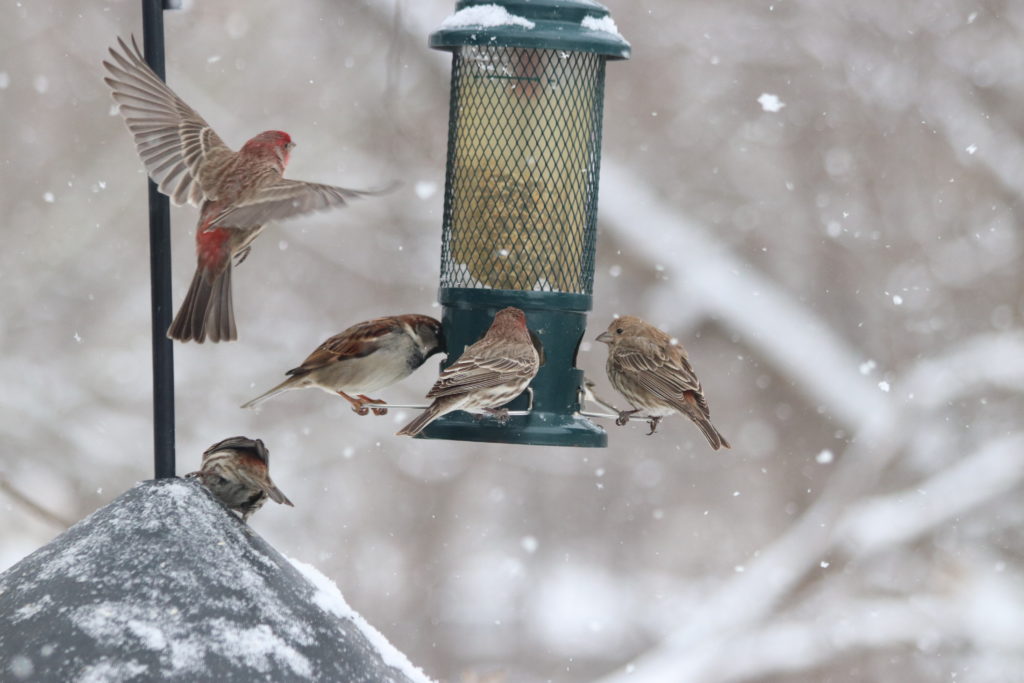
2;1;1023;681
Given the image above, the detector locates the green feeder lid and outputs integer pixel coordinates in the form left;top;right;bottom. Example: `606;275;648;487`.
430;0;631;59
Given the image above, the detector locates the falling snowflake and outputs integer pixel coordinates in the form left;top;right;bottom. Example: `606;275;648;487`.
757;93;786;112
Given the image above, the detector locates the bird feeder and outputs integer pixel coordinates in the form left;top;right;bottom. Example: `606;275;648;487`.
422;0;630;447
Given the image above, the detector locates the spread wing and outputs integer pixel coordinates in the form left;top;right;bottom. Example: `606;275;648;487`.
208;179;393;229
426;344;537;398
614;338;711;417
103;36;230;207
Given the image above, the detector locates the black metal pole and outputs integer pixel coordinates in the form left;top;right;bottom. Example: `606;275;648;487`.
142;0;176;478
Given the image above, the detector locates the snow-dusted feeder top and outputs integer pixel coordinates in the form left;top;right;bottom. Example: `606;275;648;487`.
0;479;430;683
424;0;630;448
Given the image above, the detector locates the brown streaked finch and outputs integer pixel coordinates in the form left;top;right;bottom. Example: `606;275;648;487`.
241;314;445;414
596;315;730;450
103;36;384;343
396;307;539;437
187;436;293;521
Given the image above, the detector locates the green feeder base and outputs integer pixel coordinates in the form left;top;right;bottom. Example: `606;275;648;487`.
420;405;606;448
417;288;607;448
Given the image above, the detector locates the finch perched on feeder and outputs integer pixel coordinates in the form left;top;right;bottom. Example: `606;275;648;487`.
596;316;730;450
187;436;293;522
103;36;384;343
396;307;539;437
241;314;445;414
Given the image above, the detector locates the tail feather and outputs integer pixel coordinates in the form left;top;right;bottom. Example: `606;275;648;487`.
396;401;447;437
167;267;209;343
240;377;298;409
693;414;729;451
168;264;236;343
205;264;235;343
675;394;730;451
714;426;731;450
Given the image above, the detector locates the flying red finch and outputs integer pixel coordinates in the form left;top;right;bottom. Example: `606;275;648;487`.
596;315;730;449
187;436;293;521
241;314;445;414
396;307;539;437
103;36;380;343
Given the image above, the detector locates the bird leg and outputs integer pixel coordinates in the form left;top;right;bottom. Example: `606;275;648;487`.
646;416;663;436
338;391;370;416
616;409;640;426
357;394;388;416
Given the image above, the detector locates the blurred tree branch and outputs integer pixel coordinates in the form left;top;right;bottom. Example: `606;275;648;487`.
598;333;1024;682
0;478;73;530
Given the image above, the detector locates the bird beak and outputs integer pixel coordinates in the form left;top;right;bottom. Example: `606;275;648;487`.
595;331;613;344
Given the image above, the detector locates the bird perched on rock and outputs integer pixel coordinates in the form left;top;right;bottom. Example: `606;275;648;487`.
103;36;385;343
241;314;445;415
596;315;730;449
397;307;539;437
187;436;293;521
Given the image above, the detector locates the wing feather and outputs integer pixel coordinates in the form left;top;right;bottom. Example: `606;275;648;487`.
103;36;230;206
426;347;536;398
207;179;382;228
287;319;404;376
614;339;711;417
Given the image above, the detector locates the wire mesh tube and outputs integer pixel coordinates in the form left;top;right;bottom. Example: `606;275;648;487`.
441;47;604;294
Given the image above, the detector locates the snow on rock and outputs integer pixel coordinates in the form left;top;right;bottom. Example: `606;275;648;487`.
440;5;535;30
289;558;433;683
0;478;428;682
581;15;622;37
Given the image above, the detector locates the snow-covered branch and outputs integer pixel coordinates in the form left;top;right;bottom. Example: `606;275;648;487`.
598;162;885;430
712;596;958;682
596;332;1024;683
838;432;1024;557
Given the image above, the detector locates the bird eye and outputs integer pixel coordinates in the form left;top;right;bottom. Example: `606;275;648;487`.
616;328;623;334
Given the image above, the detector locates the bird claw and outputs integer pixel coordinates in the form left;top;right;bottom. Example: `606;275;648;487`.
646;417;662;436
357;395;388;416
615;410;638;427
339;391;370;416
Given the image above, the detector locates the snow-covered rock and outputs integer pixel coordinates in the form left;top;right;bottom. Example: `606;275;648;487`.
0;478;431;682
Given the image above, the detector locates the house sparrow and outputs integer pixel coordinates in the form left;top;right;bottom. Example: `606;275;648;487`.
241;314;445;415
596;316;730;449
187;436;293;521
103;36;383;343
396;307;539;436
